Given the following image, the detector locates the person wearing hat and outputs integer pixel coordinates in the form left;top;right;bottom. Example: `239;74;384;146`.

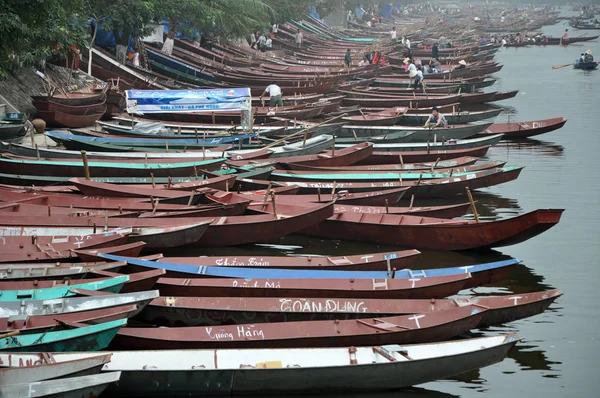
424;106;447;128
409;67;424;90
456;60;467;70
584;49;594;63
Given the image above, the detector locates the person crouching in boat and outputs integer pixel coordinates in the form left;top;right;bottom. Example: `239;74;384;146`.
409;68;424;90
260;82;283;107
584;50;594;63
424;107;447;128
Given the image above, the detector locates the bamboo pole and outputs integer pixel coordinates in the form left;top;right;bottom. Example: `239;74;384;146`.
80;150;91;180
270;191;278;218
465;187;479;223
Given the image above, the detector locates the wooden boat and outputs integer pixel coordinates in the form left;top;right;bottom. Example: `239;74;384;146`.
341;107;407;126
336;133;503;152
37;109;105;128
356;145;493;164
396;108;503;126
74;242;145;261
0;154;226;178
0;371;121;397
33;98;107;115
337;122;493;142
139;289;562;327
114;306;486;349
300;209;564;251
574;61;598;70
154;272;472;299
153;250;420;271
284;156;480;172
0;232;129;263
341;94;462;108
331;202;472;218
0;352;112;384
0;290;158;318
0;275;128;301
0;304;139;334
0;222;212;250
0;261;126;281
481;117;568;139
269;167;524;197
268;161;506;182
0;318;126;351
227;142;373;169
0;202;335;247
0;267;161;293
9;335;520;395
31;86;106;106
240;186;411;207
0;113;27;142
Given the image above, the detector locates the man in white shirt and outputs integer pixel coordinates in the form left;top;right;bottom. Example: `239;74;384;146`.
265;37;273;50
257;33;267;51
260;83;283;107
405;38;411;49
295;29;303;47
501;38;507;47
390;27;397;40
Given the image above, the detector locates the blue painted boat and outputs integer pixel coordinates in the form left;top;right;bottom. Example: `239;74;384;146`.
45;131;257;148
145;48;217;82
99;253;519;281
574;61;598;70
0;319;126;351
0;275;129;302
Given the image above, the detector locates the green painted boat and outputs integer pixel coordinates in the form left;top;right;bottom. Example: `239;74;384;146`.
270;169;477;182
0;275;129;302
0;319;126;351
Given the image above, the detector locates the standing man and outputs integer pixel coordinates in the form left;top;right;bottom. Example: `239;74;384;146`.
295;29;303;47
390;27;397;41
260;82;283;107
431;43;439;60
344;49;352;67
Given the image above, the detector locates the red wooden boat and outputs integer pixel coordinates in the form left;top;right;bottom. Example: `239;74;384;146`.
0;304;138;334
226;142;374;169
31;86;106;106
456;90;519;104
0;202;335;247
355;145;492;164
269;161;507;182
33;99;107;115
37;109;105;128
482;117;567;139
154;274;471;299
284;156;480;172
0;201;137;218
139;289;562;327
341;107;408;126
0;233;128;264
263;167;523;197
74;242;146;262
341;93;461;108
153;250;420;271
241;186;410;207
300;209;564;251
0;268;164;294
115;305;485;349
332;202;472;218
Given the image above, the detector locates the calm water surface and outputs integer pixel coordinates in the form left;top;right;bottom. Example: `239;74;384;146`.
172;17;599;398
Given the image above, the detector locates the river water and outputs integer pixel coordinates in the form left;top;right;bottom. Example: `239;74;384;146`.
173;16;599;398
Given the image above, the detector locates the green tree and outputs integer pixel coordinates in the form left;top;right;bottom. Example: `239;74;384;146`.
0;0;87;77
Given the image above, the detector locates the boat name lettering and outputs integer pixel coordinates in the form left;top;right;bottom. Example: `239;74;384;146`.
279;298;367;313
0;357;45;367
205;327;234;340
236;325;265;339
232;280;280;288
532;122;546;128
215;257;270;266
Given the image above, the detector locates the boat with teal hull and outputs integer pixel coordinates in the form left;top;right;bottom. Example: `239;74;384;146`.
0;319;126;351
0;275;128;302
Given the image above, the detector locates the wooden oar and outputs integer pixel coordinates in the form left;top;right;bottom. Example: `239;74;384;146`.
552;63;572;69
